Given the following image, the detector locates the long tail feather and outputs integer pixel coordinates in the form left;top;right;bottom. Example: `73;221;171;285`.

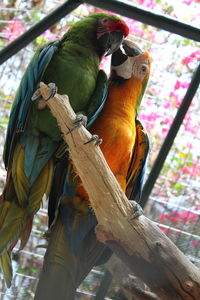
0;143;54;287
0;201;11;229
27;158;54;215
12;144;30;207
0;252;13;288
0;201;28;254
19;216;34;250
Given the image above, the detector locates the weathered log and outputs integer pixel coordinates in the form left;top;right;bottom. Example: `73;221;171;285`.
39;82;200;300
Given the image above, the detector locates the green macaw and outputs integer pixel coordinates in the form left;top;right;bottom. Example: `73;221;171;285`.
0;12;129;288
34;40;150;300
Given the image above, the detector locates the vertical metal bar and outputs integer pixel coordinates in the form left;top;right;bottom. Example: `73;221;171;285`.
0;0;84;65
140;63;200;208
86;0;200;42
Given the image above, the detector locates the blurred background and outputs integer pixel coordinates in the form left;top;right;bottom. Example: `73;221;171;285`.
0;0;199;298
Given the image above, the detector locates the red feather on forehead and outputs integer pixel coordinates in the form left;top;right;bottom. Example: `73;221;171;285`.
109;20;129;37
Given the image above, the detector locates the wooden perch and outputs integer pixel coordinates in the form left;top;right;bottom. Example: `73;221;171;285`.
39;82;200;300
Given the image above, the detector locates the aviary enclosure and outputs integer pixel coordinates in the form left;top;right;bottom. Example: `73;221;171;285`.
0;0;199;298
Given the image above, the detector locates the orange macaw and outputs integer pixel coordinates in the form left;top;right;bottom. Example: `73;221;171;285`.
35;40;151;300
76;39;150;202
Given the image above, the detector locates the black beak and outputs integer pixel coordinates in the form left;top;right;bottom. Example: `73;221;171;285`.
111;39;143;67
122;40;143;57
98;31;124;57
111;47;128;67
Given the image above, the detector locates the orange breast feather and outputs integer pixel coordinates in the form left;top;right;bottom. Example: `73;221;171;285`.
75;76;143;201
90;76;142;190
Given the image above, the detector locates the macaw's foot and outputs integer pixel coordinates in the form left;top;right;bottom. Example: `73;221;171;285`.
32;82;57;102
129;200;143;219
45;82;58;101
32;88;41;101
84;134;103;146
66;114;88;134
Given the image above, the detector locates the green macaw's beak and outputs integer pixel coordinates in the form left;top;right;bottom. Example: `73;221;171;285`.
98;31;124;56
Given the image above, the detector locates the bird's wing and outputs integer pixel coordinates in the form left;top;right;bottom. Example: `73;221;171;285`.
86;69;108;128
126;119;150;202
48;72;108;251
3;40;59;169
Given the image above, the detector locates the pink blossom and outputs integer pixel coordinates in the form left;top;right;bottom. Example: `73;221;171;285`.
162;127;169;134
143;122;154;131
158;213;179;224
187;142;193;150
2;19;24;44
181;166;192;175
183;0;193;4
162;116;172;125
163;100;171;109
158;226;168;234
174;80;189;90
169;92;183;108
176;211;199;223
181;163;200;177
140;112;161;121
138;0;157;8
182;50;200;65
183;122;198;134
128;20;144;35
167;215;180;224
192;240;200;246
159;210;199;225
41;29;57;41
172;172;180;181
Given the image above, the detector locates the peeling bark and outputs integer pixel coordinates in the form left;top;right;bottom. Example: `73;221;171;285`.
39;82;200;300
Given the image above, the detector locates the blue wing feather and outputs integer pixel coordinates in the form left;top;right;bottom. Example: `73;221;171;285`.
48;69;108;252
126;119;150;202
86;69;108;128
3;40;59;168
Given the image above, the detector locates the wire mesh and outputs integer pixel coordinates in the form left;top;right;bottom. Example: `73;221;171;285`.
0;0;199;298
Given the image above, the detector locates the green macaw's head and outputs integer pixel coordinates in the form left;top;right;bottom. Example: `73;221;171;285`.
65;13;129;58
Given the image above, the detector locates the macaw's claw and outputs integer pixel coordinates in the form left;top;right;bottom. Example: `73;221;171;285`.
129;200;143;219
31;89;41;101
44;82;58;101
66;114;88;134
84;134;103;146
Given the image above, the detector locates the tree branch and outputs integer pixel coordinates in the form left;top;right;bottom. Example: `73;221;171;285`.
39;82;200;300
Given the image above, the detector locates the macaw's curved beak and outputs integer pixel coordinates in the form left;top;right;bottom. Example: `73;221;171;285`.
98;31;124;57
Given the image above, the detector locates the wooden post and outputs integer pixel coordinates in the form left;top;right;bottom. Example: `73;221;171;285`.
39;82;200;300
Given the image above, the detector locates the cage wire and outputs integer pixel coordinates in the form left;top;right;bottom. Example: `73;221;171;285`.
0;0;199;299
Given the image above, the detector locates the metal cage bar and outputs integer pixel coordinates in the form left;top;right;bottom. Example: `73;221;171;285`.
0;0;200;65
86;0;200;42
0;0;83;65
140;63;200;207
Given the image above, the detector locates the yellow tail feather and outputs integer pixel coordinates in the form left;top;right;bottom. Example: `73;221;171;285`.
12;144;30;207
0;201;11;229
27;158;54;216
0;252;13;288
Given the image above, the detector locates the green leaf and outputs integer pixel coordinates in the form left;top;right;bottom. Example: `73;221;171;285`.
17;268;25;274
174;183;184;191
29;266;37;273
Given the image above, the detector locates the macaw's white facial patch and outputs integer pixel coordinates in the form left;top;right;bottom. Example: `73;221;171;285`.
112;53;149;80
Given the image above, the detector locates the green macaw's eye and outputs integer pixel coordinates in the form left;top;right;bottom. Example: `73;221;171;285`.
101;17;109;24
